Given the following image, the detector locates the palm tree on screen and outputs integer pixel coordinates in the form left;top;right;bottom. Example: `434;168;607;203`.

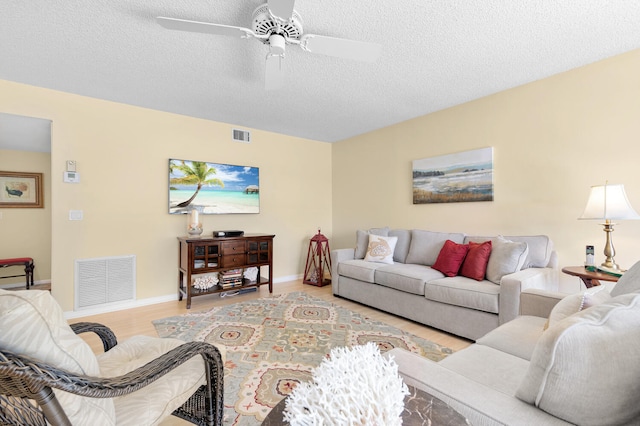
170;161;224;208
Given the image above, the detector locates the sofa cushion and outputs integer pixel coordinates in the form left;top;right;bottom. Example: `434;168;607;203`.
543;286;611;330
485;236;528;284
432;240;469;277
476;315;547;361
610;260;640;297
459;240;492;281
0;289;116;425
355;227;389;259
97;335;206;426
516;291;640;425
405;230;465;266
466;235;553;269
374;264;443;295
425;276;500;314
338;259;388;284
388;229;411;263
364;234;398;264
439;344;530;395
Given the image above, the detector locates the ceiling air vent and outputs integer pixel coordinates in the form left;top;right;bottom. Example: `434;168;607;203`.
232;129;251;143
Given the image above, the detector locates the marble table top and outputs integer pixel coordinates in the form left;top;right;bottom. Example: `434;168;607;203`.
261;383;471;425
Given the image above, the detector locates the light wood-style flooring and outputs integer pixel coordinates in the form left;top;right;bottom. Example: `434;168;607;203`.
69;280;472;425
71;279;472;353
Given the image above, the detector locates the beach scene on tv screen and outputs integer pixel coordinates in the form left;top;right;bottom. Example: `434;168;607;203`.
169;159;259;214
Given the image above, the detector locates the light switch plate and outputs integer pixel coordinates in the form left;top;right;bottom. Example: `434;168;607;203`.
69;210;83;220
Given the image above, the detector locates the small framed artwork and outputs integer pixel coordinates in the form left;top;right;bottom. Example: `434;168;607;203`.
413;147;494;204
0;171;44;208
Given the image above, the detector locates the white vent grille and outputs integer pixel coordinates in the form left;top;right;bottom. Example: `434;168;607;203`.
75;255;136;310
232;128;251;143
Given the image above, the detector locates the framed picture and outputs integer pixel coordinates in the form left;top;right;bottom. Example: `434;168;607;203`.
169;159;260;214
413;147;494;204
0;171;44;208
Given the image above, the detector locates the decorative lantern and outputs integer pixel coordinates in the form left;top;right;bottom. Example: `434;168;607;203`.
303;229;332;287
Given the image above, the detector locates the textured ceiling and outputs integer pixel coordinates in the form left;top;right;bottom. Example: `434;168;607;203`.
1;1;640;145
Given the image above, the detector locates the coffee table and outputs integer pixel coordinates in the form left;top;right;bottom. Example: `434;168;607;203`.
261;383;470;425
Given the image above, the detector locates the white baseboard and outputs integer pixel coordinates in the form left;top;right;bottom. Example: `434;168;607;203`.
63;275;303;319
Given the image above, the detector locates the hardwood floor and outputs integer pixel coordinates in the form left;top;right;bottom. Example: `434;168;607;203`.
69;280;472;425
70;279;472;353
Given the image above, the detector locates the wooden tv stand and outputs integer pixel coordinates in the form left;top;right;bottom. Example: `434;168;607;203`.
178;234;274;308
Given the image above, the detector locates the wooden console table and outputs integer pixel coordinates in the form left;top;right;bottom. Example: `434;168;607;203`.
178;234;274;308
561;266;620;289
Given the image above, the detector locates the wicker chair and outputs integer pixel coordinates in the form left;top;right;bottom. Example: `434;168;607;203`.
0;290;224;426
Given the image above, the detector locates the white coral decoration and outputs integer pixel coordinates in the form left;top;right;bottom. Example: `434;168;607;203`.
243;267;259;282
283;342;409;426
192;274;218;290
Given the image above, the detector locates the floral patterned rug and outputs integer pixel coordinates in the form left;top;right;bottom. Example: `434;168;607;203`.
153;291;453;425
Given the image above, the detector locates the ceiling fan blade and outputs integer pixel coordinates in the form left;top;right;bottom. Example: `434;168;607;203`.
265;53;285;91
157;17;256;39
299;34;382;62
268;0;296;21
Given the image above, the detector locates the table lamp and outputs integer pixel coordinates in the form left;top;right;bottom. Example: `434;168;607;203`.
579;183;640;270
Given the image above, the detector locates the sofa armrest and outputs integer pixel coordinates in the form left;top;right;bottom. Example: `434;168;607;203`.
384;348;571;426
499;268;558;324
519;289;568;318
330;248;355;295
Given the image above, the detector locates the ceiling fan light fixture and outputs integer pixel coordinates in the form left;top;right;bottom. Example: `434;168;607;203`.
269;34;286;55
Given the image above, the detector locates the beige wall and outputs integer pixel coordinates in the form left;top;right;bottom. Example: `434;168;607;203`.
332;49;640;290
0;149;52;285
2;48;639;308
0;80;332;311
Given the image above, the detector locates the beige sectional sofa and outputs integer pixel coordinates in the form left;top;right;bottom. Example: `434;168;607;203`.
386;261;640;425
331;228;557;340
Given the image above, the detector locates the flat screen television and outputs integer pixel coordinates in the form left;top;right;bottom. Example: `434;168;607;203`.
169;158;259;214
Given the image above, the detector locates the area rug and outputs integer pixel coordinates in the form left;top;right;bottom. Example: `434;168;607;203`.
153;291;453;425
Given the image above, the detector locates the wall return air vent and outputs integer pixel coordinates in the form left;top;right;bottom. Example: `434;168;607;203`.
74;255;136;310
232;128;251;143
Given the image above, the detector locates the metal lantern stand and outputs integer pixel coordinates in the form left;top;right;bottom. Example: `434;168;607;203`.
303;230;332;287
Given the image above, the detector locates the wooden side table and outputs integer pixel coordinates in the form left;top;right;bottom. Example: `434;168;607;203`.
561;266;620;288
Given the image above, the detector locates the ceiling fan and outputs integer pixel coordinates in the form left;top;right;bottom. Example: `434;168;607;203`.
157;0;382;90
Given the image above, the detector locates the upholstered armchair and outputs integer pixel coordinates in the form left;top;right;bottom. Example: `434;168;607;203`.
0;290;224;426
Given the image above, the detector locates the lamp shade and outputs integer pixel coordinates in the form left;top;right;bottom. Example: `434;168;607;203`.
579;184;640;220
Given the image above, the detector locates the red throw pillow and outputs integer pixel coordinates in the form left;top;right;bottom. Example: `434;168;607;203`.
460;241;493;281
432;240;470;277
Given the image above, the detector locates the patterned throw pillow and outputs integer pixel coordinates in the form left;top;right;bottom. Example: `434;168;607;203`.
364;234;398;264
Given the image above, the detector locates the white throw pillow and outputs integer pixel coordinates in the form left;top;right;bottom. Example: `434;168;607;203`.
364;234;398;264
516;292;640;425
485;236;529;284
543;286;611;330
355;227;390;259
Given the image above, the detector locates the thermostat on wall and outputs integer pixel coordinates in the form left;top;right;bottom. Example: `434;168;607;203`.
63;171;80;183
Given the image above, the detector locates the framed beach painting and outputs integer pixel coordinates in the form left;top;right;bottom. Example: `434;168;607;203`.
412;147;494;204
0;171;44;208
169;159;259;214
